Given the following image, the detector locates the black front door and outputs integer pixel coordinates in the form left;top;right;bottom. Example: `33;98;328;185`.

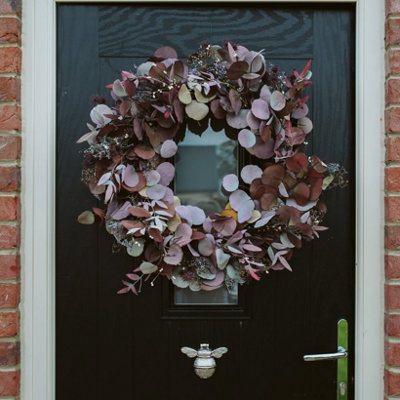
56;4;355;399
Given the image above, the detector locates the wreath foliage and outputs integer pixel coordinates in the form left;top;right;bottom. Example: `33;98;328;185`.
77;42;347;295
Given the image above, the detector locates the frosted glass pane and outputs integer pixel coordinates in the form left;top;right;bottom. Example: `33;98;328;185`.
174;285;238;305
174;126;237;215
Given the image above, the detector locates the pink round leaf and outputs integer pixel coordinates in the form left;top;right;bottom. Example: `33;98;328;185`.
213;218;237;236
246;110;261;130
160;140;178;158
198;237;215;256
123;165;140;187
175;223;193;246
238;129;256;148
297;117;313;134
154;46;178;59
147;184;167;200
252;137;275;159
162;187;174;204
251;99;270;120
222;174;239;192
292;103;309;119
202;270;225;287
241;165;263;184
237;201;255;223
229;190;251;211
270;91;286;111
156;162;175;186
164;244;183;265
144;170;161;186
226;109;249;129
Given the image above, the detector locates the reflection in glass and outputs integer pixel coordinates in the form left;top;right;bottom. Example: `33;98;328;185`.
174;126;238;215
174;284;238;305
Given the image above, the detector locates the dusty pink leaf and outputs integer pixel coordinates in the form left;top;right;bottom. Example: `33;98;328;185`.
297;117;313;134
164;244;183;265
229;190;250;211
111;201;132;220
237;201;255;223
124;165;139;187
154;46;178;59
222;174;239;192
134;145;155;160
198;237;214;256
246;111;261;130
226;109;249;129
213;218;236;236
292;103;309;119
202;270;225;287
252;137;274;159
147;184;167;200
270;91;286;111
160;140;178;158
157;162;175;186
241;165;263;184
175;223;193;246
238;129;256;148
144;170;161;186
251;99;270;120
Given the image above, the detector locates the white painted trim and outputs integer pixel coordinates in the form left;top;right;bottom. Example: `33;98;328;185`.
354;0;385;399
21;0;384;399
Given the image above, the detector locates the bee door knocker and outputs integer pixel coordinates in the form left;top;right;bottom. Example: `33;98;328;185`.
181;343;228;379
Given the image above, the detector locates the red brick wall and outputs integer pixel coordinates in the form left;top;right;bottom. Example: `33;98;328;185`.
0;0;20;398
386;0;400;398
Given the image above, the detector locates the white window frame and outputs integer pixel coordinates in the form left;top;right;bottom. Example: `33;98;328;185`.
21;0;385;398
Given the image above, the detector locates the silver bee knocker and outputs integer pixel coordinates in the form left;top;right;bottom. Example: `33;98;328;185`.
181;343;228;379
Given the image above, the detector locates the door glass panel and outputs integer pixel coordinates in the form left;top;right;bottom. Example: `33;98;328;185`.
174;284;238;305
174;125;238;305
174;126;238;215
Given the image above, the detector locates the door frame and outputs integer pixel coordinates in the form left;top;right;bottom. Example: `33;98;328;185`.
21;0;385;399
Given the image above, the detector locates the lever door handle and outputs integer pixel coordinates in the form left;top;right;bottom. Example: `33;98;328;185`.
303;346;348;361
302;319;348;400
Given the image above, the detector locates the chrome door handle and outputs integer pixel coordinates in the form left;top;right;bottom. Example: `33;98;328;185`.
303;319;348;400
303;346;348;361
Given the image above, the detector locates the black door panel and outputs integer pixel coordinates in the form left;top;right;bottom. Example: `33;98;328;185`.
56;5;355;399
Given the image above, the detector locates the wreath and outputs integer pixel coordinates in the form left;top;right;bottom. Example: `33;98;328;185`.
77;42;347;295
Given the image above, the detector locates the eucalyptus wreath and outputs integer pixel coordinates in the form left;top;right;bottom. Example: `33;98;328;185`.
77;41;347;295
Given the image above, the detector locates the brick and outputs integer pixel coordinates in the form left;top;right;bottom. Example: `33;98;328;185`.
386;284;400;309
387;0;400;14
387;50;400;76
387;79;400;105
0;136;20;160
386;255;400;279
386;196;400;221
0;47;20;74
0;312;17;337
0;0;21;15
0;255;19;279
0;17;20;44
0;370;19;396
0;197;18;221
386;313;400;335
386;369;400;396
0;77;20;102
0;283;18;308
386;167;400;191
0;106;20;131
386;136;400;161
387;19;400;46
0;342;18;366
386;341;400;366
0;225;19;249
386;225;400;250
386;108;400;133
0;167;19;191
